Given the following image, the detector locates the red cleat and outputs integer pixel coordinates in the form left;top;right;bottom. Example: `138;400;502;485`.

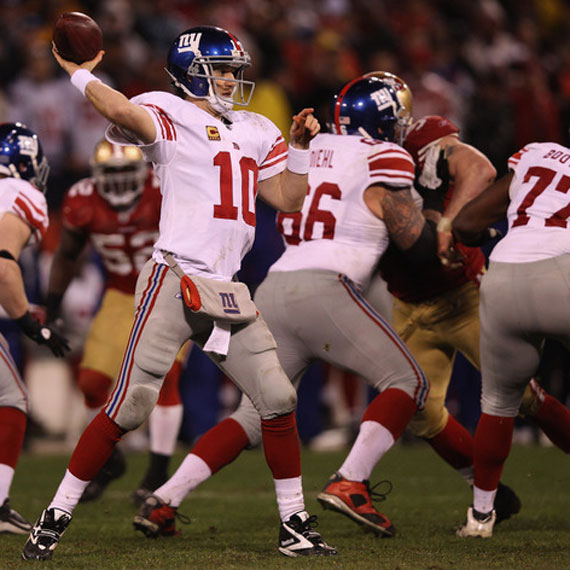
317;472;395;537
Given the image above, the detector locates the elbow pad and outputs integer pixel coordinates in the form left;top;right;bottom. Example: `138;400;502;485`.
401;219;439;265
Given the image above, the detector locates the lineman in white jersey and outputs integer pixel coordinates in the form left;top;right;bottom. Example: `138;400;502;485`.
453;141;570;538
0;123;69;535
132;76;446;539
23;26;336;560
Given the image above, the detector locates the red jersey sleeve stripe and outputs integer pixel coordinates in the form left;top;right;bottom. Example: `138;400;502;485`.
260;137;288;170
142;104;177;141
369;156;415;176
14;196;47;237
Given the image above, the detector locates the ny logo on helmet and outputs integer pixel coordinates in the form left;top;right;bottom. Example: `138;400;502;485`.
178;32;202;53
17;135;39;158
370;88;398;115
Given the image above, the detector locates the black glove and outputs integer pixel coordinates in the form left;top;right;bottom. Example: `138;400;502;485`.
16;311;70;357
414;148;450;213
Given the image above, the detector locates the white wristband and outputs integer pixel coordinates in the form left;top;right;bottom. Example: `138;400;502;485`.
287;144;310;175
437;216;453;233
70;69;100;97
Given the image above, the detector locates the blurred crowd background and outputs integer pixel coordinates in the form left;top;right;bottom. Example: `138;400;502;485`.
1;0;569;450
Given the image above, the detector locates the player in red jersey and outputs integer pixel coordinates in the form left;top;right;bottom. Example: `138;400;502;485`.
46;139;188;504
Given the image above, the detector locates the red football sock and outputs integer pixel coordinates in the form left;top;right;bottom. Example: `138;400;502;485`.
362;388;417;440
261;412;301;479
191;418;249;474
427;414;474;470
533;395;570;453
0;407;27;468
473;413;514;491
68;411;125;481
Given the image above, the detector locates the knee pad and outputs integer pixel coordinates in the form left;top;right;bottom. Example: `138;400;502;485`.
78;369;113;408
408;401;449;439
257;364;297;420
111;383;160;431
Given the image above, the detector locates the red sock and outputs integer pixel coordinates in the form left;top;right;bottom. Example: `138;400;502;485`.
261;412;300;479
533;395;570;453
362;388;417;440
473;413;514;491
191;418;249;474
427;414;474;470
68;411;125;481
0;407;27;468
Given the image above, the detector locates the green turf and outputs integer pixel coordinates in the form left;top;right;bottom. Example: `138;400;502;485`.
2;443;568;569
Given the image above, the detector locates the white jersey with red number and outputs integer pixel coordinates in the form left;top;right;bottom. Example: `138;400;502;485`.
271;133;415;288
106;91;287;281
0;177;48;244
490;142;570;263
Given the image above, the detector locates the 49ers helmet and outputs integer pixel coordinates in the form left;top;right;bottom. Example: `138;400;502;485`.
166;26;254;114
90;140;147;210
0;122;49;192
329;76;407;145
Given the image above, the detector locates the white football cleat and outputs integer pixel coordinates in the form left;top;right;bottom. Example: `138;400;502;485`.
456;506;496;538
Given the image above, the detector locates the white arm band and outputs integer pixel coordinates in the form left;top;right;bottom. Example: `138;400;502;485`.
437;216;453;232
286;145;310;175
70;69;101;97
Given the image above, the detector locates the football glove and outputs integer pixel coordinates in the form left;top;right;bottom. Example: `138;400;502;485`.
414;146;450;213
16;311;70;357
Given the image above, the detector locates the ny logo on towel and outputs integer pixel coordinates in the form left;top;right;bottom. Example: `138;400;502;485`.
219;292;240;314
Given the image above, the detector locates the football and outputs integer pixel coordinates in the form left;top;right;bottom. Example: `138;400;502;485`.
53;12;103;64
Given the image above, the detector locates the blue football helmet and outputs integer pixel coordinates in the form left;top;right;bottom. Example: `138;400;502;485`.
329;76;408;145
0;122;49;192
166;26;254;114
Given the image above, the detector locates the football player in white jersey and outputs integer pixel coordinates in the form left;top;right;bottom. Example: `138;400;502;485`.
0;123;69;535
453;142;570;538
22;26;335;560
126;75;446;539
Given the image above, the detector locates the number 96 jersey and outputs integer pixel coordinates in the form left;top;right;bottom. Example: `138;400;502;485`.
61;171;161;293
273;132;415;289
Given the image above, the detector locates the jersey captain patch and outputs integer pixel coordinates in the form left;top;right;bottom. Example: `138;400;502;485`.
206;126;221;141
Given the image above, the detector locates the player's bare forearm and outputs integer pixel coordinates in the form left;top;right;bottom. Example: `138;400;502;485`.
443;143;497;221
257;171;307;212
0;259;29;319
53;46;155;144
453;173;512;244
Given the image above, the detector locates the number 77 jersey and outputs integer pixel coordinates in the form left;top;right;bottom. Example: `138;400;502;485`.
490;142;570;263
273;132;415;289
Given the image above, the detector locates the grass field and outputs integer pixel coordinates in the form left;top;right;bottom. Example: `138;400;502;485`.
2;442;568;569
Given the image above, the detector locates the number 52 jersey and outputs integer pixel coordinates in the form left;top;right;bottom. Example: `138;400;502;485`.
272;132;415;289
491;142;570;263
